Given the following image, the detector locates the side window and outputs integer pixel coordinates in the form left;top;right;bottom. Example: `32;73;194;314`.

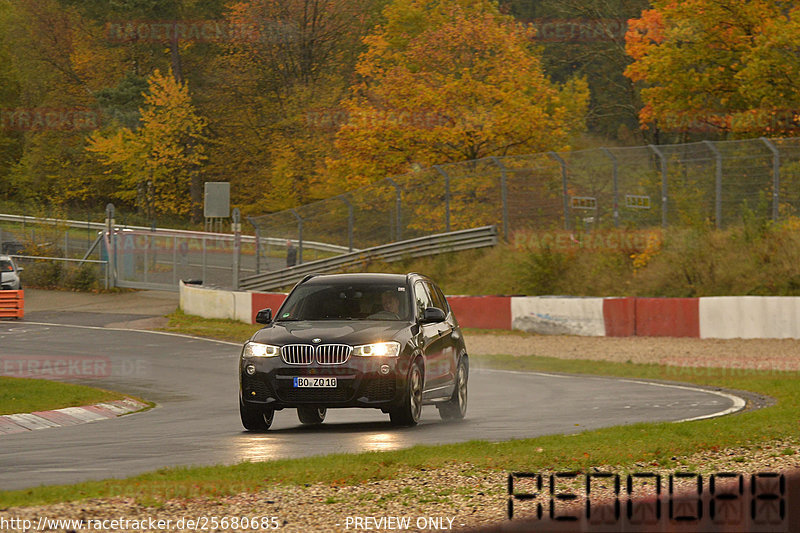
428;283;449;314
413;282;433;318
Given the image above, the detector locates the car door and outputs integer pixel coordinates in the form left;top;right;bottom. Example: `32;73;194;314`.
413;281;450;399
425;281;459;394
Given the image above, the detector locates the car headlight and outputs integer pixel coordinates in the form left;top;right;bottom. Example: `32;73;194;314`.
352;341;400;357
242;342;280;358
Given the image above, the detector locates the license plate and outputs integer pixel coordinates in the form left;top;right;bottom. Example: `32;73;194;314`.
293;377;337;388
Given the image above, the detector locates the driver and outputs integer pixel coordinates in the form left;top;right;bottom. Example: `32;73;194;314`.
381;291;400;315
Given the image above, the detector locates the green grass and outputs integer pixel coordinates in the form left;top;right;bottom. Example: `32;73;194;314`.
158;309;261;343
1;352;797;508
0;376;128;415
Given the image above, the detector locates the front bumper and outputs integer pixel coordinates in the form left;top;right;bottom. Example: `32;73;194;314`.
240;355;408;409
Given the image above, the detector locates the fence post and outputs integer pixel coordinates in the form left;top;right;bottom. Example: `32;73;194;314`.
334;195;355;252
648;145;668;228
246;216;262;274
761;137;780;221
386;178;402;241
172;234;177;287
703;140;723;229
201;236;207;283
144;234;149;283
548;152;570;230
600;148;620;228
254;226;261;274
433;165;451;233
232;207;241;290
489;157;510;241
105;203;116;287
291;209;304;264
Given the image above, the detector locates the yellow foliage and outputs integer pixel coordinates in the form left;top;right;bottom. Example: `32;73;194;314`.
328;0;589;191
87;69;208;217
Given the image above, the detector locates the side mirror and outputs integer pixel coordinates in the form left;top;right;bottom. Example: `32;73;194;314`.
16;267;23;273
255;308;272;324
421;306;446;324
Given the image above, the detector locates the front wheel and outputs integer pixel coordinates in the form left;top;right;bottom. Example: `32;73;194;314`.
240;399;274;431
438;357;467;421
297;407;327;425
390;361;423;426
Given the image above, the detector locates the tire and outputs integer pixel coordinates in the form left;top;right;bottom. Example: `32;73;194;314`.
240;399;274;431
438;357;468;421
390;361;423;426
297;407;327;425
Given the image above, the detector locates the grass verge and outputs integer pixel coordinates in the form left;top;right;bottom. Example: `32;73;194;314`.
0;377;128;416
0;353;797;508
158;309;260;343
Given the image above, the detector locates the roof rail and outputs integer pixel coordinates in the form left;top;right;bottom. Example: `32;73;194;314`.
299;273;319;284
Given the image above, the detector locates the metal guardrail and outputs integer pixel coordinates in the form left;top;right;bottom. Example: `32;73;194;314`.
239;225;498;292
0;213;354;254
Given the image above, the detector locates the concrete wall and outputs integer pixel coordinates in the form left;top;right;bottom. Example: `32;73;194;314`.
511;297;605;336
447;296;511;330
179;283;800;339
179;281;252;323
700;296;800;339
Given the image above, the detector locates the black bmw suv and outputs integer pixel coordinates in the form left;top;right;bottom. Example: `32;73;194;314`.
239;272;468;430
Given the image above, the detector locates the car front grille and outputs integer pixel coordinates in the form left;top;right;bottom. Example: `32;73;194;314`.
316;344;352;365
280;344;352;365
281;344;315;365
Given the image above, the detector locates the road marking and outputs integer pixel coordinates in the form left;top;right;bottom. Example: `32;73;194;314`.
617;378;746;422
476;368;747;422
16;321;241;346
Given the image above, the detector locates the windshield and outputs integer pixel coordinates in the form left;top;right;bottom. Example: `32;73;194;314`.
276;283;411;321
0;260;13;272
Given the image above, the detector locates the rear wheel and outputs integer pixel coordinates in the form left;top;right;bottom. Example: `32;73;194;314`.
240;399;274;431
297;407;327;425
438;357;467;421
390;361;423;426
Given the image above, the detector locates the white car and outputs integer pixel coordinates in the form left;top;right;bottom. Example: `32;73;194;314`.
0;255;23;290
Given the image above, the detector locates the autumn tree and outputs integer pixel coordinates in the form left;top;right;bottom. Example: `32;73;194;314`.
204;0;387;213
0;0;128;209
329;0;589;190
502;0;650;143
625;0;800;137
88;69;208;219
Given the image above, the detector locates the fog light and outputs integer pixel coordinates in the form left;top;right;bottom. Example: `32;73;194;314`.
246;364;256;375
380;364;390;375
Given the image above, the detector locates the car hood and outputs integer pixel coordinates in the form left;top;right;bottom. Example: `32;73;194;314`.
252;320;411;346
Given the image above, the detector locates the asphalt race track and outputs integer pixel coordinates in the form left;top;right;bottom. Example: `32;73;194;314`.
0;318;744;492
